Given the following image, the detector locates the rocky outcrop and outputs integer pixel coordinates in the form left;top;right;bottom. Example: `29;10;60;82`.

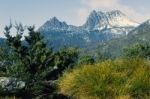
0;77;25;91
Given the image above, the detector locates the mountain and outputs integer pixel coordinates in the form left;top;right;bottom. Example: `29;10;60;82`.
39;10;139;50
89;19;150;57
127;19;150;43
39;17;87;50
129;19;150;35
82;10;138;32
39;17;71;31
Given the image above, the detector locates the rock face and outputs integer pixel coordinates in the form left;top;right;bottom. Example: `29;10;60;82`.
129;19;150;35
0;77;25;91
82;10;138;31
38;10;138;50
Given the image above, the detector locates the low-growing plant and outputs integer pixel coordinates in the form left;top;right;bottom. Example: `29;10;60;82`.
58;58;150;99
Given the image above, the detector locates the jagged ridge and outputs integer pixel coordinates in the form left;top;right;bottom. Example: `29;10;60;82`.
38;10;140;50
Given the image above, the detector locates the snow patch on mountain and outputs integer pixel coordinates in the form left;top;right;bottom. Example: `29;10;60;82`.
38;10;140;50
83;10;139;32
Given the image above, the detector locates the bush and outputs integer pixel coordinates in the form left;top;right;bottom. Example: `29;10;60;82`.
78;55;94;65
58;58;150;99
123;43;150;58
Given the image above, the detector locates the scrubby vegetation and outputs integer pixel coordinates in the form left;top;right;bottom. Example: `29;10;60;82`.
59;58;150;99
0;24;150;99
0;24;78;98
123;43;150;58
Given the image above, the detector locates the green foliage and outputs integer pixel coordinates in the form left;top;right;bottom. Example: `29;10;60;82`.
123;43;150;58
5;25;54;79
0;48;3;61
78;55;94;65
58;58;150;99
4;24;55;97
55;47;78;69
2;24;78;98
0;48;7;76
2;22;150;99
95;51;110;62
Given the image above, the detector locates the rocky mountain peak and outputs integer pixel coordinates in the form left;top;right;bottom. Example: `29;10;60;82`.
49;17;60;24
144;19;150;25
107;10;125;17
83;10;138;30
39;17;68;31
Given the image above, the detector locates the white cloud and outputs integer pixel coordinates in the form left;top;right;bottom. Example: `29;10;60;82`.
76;7;90;25
81;0;118;9
75;0;150;25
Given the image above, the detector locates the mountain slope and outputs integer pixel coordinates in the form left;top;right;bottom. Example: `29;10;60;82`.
90;19;150;57
38;10;138;50
82;10;138;31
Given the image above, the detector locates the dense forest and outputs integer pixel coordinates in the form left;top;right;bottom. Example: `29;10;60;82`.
0;24;149;99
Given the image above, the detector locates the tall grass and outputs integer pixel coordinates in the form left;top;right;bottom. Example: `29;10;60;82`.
58;58;150;99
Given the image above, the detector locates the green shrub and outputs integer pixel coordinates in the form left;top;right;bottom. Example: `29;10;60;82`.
58;58;150;99
123;43;150;58
78;55;94;65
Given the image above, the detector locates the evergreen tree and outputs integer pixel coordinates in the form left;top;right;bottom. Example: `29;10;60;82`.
3;24;78;98
4;24;52;97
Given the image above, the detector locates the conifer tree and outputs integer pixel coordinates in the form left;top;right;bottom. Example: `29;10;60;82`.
4;24;55;97
3;24;78;98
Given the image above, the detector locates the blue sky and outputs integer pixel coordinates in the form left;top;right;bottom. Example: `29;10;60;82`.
0;0;150;37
